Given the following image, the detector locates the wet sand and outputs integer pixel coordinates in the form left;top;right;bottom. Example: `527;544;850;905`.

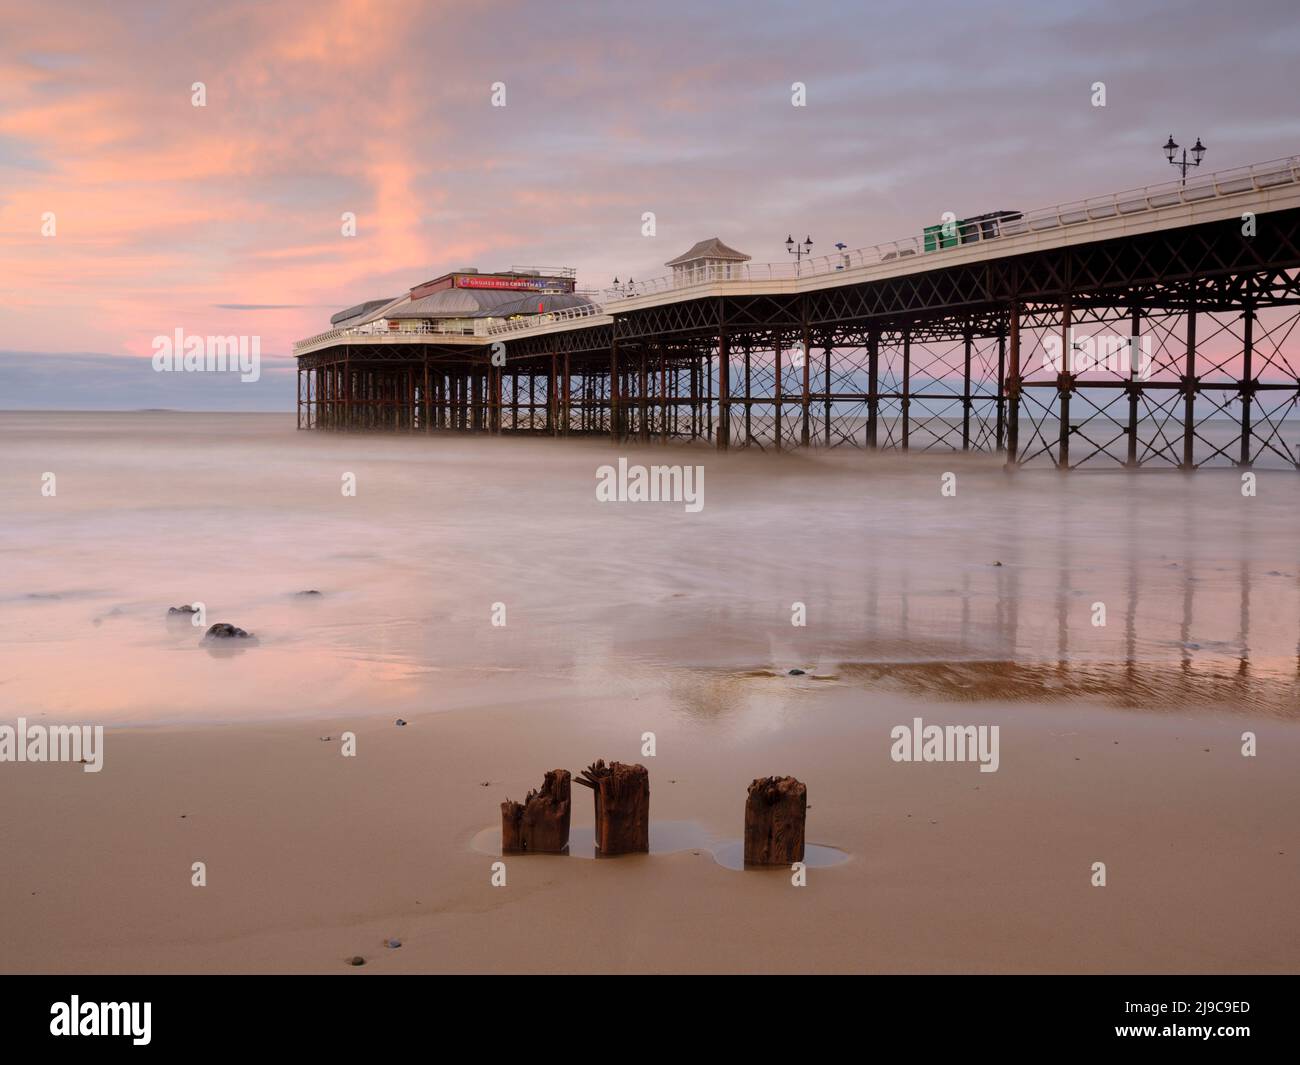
3;688;1298;974
1;412;1298;972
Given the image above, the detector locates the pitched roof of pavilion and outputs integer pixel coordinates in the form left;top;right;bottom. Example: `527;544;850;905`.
665;237;751;267
330;297;399;327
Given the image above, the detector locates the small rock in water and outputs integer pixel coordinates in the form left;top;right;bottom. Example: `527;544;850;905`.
205;623;252;639
348;956;365;967
295;590;323;597
395;718;407;727
385;938;401;949
788;668;806;676
168;605;199;615
992;560;1003;567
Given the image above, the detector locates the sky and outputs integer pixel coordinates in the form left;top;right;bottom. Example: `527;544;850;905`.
1;0;1299;409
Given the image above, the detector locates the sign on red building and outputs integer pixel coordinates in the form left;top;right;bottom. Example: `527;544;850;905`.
455;275;566;292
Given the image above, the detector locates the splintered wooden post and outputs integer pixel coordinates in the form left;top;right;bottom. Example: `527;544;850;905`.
744;776;806;866
575;760;649;855
500;769;572;854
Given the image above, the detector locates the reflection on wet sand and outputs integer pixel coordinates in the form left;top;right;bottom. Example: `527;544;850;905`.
822;533;1300;714
3;414;1299;976
1;412;1297;725
836;659;1299;715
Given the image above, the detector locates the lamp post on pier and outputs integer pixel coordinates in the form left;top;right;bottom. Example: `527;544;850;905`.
1163;135;1206;186
785;234;813;275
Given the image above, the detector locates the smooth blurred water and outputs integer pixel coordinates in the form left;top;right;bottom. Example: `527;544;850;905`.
2;411;1297;723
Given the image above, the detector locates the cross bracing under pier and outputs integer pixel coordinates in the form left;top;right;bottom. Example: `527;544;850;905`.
296;157;1300;469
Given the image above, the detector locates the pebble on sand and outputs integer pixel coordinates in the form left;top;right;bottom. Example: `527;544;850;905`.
386;939;401;949
788;668;806;676
395;719;407;727
348;956;365;967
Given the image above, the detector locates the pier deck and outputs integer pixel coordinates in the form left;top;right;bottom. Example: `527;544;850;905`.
296;157;1300;469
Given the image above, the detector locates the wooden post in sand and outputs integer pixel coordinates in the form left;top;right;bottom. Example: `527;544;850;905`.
744;776;806;866
574;760;649;855
501;769;572;854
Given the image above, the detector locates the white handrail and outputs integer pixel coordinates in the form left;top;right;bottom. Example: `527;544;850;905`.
294;318;496;352
294;302;613;352
484;301;607;336
297;154;1300;352
601;155;1300;301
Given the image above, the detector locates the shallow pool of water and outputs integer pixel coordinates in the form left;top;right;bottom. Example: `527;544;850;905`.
470;820;849;870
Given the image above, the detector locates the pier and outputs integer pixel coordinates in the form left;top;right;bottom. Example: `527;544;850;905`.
295;156;1300;469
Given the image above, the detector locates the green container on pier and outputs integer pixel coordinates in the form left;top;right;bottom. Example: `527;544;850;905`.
924;222;959;252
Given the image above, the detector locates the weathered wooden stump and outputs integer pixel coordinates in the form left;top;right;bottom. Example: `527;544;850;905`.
500;769;572;854
744;776;806;866
574;760;649;855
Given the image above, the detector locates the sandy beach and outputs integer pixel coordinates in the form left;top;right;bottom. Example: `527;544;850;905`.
2;412;1298;973
3;692;1298;974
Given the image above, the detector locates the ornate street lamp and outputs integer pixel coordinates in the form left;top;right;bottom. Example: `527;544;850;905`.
1163;135;1206;185
786;234;814;273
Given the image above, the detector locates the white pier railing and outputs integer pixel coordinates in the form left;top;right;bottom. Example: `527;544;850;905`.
294;318;493;353
600;155;1300;301
296;155;1300;353
483;301;608;336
